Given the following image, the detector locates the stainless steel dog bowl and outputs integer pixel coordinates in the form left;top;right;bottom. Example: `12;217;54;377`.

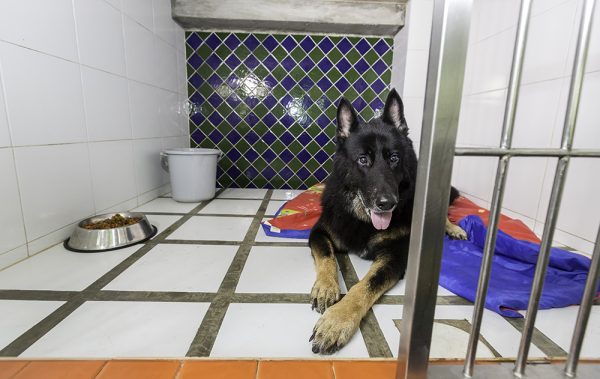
65;212;157;252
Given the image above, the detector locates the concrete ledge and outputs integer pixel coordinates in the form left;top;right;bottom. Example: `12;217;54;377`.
173;0;406;36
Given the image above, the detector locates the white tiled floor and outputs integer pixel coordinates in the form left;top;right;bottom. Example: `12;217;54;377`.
210;303;369;358
0;244;140;291
103;244;238;292
1;188;597;360
166;216;252;241
144;214;182;238
217;188;267;199
271;189;304;200
133;197;200;213
265;200;286;216
21;301;210;358
373;305;545;359
198;199;262;215
522;306;600;358
236;245;347;294
0;300;64;349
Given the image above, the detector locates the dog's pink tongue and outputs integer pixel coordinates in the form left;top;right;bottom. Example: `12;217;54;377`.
371;211;393;230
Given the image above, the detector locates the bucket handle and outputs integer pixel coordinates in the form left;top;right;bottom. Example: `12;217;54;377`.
160;152;169;173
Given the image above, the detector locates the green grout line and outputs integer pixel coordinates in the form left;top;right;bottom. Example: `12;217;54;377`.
0;191;223;357
185;189;273;357
335;253;393;358
503;316;568;358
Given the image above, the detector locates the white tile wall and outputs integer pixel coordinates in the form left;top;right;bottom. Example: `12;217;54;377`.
0;41;87;146
74;0;127;76
396;0;600;255
0;0;188;269
0;0;78;62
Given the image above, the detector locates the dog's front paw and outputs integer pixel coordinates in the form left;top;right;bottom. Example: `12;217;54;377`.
309;303;360;354
311;277;340;314
446;223;468;240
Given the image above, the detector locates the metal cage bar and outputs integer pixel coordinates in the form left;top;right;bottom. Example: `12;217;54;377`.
397;0;600;377
462;0;533;376
396;1;472;378
514;0;596;375
565;225;600;376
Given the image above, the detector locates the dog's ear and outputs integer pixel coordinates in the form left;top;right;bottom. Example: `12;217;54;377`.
382;89;407;133
336;98;358;140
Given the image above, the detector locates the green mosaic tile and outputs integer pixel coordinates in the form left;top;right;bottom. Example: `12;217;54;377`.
305;158;319;172
365;49;380;65
345;68;359;84
290;47;306;63
327;47;343;64
253;140;268;154
288;176;303;189
215;64;231;78
254;64;268;78
253;175;268;188
272;46;287;60
290;66;305;81
187;31;394;189
254;45;269;60
288;158;302;172
271;66;287;81
309;48;325;64
196;44;212;59
326;68;342;83
271;157;285;171
215;45;232;60
380;70;392;83
253;103;269;119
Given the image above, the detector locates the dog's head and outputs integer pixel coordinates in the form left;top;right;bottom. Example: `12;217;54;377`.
334;89;417;230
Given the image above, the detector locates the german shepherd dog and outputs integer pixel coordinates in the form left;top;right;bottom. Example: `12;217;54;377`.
308;89;467;354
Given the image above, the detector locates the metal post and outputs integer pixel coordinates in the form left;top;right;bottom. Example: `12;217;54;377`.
463;1;532;376
565;225;600;377
514;0;596;375
396;1;472;378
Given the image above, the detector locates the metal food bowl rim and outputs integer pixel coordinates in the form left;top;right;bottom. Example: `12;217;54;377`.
64;212;157;253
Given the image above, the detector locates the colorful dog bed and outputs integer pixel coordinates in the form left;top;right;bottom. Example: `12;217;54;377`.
262;185;599;317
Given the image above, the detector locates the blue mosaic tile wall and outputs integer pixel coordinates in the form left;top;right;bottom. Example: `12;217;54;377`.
186;31;394;189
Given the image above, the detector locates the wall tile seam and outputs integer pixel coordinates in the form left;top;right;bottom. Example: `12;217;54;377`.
0;51;30;255
460;181;598;247
71;0;100;216
4;136;183;150
469;0;581;47
0;37;183;95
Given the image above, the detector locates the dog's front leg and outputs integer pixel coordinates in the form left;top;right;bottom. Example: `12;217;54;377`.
310;252;402;354
309;229;341;314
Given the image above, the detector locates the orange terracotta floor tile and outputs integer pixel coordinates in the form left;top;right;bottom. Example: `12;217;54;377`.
13;360;106;379
176;360;257;379
257;360;333;379
333;360;397;379
95;360;180;379
0;361;28;379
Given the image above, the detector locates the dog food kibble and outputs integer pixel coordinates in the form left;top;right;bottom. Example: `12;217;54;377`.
83;214;142;230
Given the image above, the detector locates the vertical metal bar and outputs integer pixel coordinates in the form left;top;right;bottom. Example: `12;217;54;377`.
463;1;533;376
396;1;472;378
565;225;600;377
514;0;596;375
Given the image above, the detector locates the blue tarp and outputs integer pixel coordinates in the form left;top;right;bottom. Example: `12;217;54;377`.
440;215;599;317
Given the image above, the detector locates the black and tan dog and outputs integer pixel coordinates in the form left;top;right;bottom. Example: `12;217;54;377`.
308;89;466;354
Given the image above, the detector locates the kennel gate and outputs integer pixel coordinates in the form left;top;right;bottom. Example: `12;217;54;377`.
395;0;600;378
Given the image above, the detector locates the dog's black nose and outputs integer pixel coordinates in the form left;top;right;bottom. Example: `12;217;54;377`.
376;196;396;211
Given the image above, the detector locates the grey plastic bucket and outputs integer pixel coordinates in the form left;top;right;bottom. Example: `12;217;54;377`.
160;148;222;202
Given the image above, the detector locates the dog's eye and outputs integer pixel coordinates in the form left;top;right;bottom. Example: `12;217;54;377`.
389;154;399;163
357;155;369;165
